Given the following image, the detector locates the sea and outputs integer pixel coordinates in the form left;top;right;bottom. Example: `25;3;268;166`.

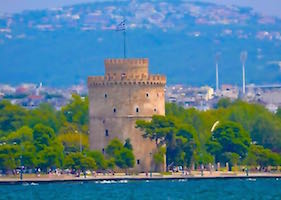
0;178;280;200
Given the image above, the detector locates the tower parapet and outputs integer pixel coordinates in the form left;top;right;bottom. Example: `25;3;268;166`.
104;58;149;81
88;75;166;87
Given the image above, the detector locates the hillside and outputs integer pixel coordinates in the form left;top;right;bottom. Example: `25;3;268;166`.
0;0;281;86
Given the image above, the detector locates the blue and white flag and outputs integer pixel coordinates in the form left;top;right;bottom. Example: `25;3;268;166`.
116;20;126;31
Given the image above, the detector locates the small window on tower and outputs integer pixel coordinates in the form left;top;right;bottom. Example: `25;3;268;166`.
105;129;109;136
154;108;157;112
146;93;149;98
102;148;105;154
136;107;139;113
121;73;126;79
105;94;108;98
113;108;117;113
137;159;140;165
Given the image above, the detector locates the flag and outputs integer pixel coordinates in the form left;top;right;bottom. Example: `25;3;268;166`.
116;20;126;31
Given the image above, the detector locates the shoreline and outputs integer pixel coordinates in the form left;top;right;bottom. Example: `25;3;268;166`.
1;172;280;185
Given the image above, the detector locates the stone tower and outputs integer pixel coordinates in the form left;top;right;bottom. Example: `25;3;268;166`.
87;58;166;172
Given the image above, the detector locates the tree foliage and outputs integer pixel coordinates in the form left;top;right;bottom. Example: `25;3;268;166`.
0;96;281;173
207;121;251;164
64;152;97;171
105;138;135;169
137;115;199;168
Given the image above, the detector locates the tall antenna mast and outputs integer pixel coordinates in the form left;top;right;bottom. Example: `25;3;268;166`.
215;52;221;94
240;51;247;95
116;19;127;58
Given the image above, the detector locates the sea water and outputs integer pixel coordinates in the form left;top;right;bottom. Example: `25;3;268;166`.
0;178;280;200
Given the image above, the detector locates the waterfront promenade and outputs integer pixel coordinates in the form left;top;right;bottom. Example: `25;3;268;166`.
1;171;281;184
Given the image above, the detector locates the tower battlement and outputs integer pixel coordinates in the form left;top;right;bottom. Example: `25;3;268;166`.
104;58;148;65
88;75;166;87
105;58;149;78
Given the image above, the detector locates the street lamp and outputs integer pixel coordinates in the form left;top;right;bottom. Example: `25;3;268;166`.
211;121;220;133
149;152;152;178
13;142;23;180
80;132;82;153
75;130;82;153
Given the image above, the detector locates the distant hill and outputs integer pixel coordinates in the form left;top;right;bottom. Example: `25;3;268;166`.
0;0;281;87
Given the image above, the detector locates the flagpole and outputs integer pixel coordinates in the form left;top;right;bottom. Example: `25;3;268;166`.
123;29;126;58
116;19;127;58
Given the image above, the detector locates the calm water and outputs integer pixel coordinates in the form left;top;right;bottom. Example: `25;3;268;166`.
0;178;280;200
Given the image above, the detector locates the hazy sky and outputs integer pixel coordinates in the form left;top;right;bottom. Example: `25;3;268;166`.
0;0;280;17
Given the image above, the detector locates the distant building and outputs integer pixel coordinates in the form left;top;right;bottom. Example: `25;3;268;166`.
198;86;214;101
220;84;239;100
0;84;16;95
88;58;166;172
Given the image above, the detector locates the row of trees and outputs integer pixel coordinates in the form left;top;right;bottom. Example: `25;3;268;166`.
0;95;134;174
136;100;281;170
1;95;281;173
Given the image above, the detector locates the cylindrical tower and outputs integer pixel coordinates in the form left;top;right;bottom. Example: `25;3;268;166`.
88;58;166;172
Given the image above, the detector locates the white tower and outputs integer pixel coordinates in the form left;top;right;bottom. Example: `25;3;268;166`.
240;51;247;95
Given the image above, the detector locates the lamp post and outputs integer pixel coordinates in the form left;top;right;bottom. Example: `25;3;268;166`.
149;152;152;178
79;131;82;153
75;130;82;153
13;142;23;180
20;155;23;181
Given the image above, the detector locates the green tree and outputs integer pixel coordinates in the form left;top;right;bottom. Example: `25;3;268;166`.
115;148;135;169
0;127;36;169
27;103;65;133
20;142;36;168
207;121;251;166
124;138;133;150
105;139;135;170
58;132;89;153
0;100;27;133
36;143;64;171
32;124;64;170
137;116;199;168
105;139;123;157
87;150;107;170
0;144;19;172
64;152;96;171
136;115;176;147
33;124;56;151
216;98;232;108
153;146;166;167
62;94;89;127
245;145;281;168
6;126;33;144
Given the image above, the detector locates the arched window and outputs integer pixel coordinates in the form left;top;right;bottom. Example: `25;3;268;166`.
113;108;117;113
146;93;149;98
104;94;108;98
136;107;139;113
154;108;157;112
105;129;109;136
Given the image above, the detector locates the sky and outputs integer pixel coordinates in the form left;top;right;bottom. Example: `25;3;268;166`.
0;0;280;17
